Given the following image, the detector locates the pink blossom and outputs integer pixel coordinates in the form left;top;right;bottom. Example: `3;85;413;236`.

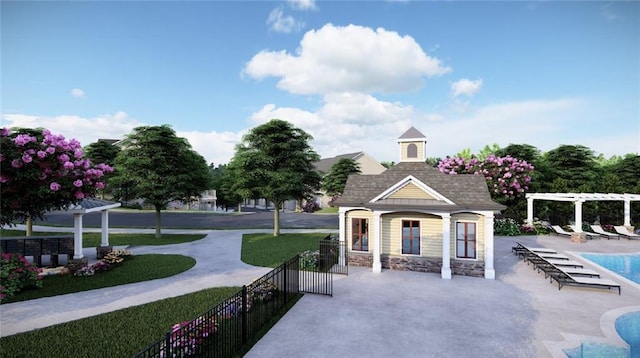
22;154;33;163
73;180;83;187
58;153;70;163
50;182;61;191
0;176;8;183
63;161;75;170
45;146;56;154
37;150;47;159
0;127;10;137
95;182;105;189
75;191;85;199
11;159;22;168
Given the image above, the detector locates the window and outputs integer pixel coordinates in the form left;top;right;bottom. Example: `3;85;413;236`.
402;220;420;255
407;143;417;158
352;218;368;251
456;222;476;259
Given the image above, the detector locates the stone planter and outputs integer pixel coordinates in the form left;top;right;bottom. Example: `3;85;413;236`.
96;245;113;259
570;233;587;243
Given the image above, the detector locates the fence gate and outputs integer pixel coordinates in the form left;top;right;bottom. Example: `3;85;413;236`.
319;236;348;275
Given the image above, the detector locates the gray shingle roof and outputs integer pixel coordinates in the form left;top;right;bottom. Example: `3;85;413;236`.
315;152;362;174
335;162;505;211
398;127;426;140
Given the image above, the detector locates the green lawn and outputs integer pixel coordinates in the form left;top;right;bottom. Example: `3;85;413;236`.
3;254;196;303
0;286;241;357
0;229;206;247
241;232;329;267
315;207;338;214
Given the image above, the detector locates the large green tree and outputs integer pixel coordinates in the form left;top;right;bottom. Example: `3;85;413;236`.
84;140;121;198
227;119;321;236
321;158;361;201
110;125;213;238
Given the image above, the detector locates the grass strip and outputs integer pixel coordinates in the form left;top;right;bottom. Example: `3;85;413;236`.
0;229;206;247
241;233;329;267
0;286;241;357
3;254;196;303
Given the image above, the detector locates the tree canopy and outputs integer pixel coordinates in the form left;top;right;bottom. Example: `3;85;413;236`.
0;127;112;232
321;158;361;200
227;119;321;235
109;125;212;238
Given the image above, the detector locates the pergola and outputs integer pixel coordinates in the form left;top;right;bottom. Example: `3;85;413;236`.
63;198;121;259
525;193;640;230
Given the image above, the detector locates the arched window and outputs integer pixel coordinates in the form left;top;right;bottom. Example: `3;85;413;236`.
407;143;417;158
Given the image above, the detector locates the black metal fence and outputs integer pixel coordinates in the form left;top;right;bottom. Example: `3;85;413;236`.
319;235;348;275
134;252;334;358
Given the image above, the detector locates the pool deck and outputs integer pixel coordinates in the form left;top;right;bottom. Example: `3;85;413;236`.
501;234;640;357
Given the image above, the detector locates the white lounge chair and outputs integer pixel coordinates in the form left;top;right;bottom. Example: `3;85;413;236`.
589;225;620;240
569;225;600;240
551;225;573;237
614;226;640;240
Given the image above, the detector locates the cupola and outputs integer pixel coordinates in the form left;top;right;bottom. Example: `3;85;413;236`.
397;127;427;162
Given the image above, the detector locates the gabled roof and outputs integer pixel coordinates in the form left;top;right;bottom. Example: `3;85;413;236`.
398;127;426;141
64;198;121;214
315;152;363;174
335;162;505;211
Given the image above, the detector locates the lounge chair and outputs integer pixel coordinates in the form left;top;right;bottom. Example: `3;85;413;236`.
551;225;573;237
511;242;556;257
589;225;620;240
569;225;600;240
540;263;601;281
549;270;621;295
614;226;640;240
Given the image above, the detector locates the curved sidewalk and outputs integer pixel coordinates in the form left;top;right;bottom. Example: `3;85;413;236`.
0;228;332;337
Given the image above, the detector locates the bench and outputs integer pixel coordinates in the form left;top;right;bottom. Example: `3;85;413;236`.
1;235;74;267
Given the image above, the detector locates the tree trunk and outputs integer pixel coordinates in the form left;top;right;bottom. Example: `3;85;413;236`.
273;201;281;236
237;202;242;213
26;216;33;236
154;206;162;239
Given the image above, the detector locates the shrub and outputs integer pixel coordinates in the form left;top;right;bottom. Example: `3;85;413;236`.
74;250;134;277
494;218;522;236
0;253;42;302
519;224;537;235
299;250;319;270
302;201;320;213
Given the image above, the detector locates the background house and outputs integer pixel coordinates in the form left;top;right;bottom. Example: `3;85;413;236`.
335;127;505;279
314;152;386;208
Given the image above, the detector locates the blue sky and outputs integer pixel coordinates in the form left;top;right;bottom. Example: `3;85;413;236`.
2;0;639;166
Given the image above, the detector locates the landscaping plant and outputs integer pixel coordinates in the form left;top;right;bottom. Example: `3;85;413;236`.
0;253;42;303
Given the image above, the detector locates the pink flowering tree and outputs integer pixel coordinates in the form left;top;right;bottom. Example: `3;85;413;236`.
0;127;113;233
438;155;534;203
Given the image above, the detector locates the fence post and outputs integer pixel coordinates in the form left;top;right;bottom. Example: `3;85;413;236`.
241;285;248;346
283;260;288;303
165;330;171;357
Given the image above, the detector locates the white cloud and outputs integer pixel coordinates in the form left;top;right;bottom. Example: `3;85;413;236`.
267;8;305;34
70;88;86;98
1;112;139;146
177;130;244;167
244;23;451;95
287;0;317;11
451;78;482;97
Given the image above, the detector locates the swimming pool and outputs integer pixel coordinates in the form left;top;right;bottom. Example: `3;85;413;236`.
580;254;640;285
563;311;639;358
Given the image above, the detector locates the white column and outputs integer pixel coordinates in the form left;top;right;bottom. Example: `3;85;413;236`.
372;211;382;273
624;199;631;227
574;200;583;231
100;210;109;247
484;212;495;279
441;213;451;279
526;197;534;225
338;209;346;266
73;214;84;259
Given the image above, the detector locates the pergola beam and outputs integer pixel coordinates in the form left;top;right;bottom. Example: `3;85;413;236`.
525;193;639;227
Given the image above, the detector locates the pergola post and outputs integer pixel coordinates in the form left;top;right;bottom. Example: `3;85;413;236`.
441;213;452;279
526;197;534;225
73;213;84;259
574;200;583;231
624;199;631;227
100;209;110;247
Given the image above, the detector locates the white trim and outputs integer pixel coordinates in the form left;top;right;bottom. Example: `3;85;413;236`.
369;175;455;204
525;192;640;201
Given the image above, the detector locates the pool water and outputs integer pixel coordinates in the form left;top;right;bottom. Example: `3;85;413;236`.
563;311;640;358
580;254;640;284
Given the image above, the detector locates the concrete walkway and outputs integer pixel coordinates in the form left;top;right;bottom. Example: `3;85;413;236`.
2;229;639;358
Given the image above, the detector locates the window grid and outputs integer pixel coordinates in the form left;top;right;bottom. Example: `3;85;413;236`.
456;222;477;259
402;220;420;255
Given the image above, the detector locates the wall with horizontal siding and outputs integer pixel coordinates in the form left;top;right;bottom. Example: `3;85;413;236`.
381;212;442;256
388;183;434;200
